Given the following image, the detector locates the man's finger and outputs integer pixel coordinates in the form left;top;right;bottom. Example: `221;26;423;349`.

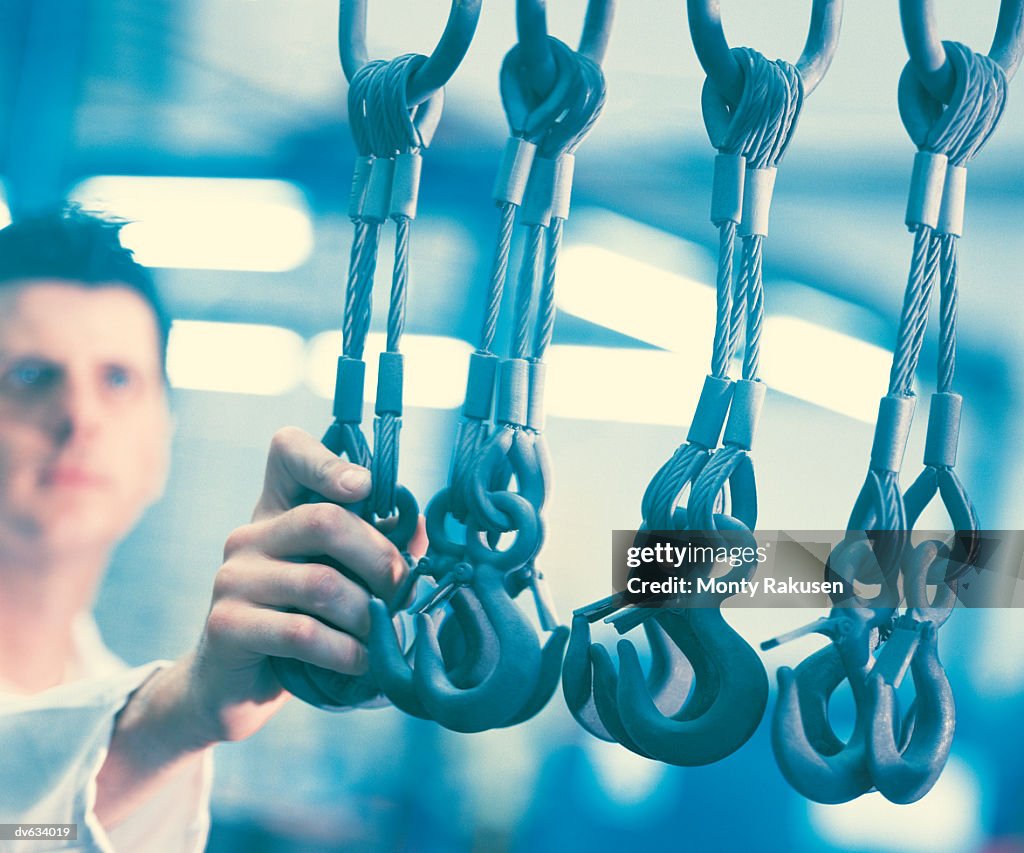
407;514;428;561
254;426;370;518
248;502;407;603
215;558;373;639
206;604;368;676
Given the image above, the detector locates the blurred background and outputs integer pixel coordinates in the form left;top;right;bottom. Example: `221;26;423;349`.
1;0;1022;850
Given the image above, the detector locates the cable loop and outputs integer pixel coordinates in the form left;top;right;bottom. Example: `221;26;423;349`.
515;0;614;101
900;0;1023;103
500;40;580;140
899;42;1008;154
687;52;802;540
852;44;1007;551
338;0;481;105
688;0;843;104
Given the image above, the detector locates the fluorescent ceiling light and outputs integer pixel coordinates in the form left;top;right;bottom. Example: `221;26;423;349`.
69;176;313;271
305;332;472;410
545;344;706;425
760;315;892;423
0;183;10;227
557;245;892;423
557;245;715;355
168;320;305;395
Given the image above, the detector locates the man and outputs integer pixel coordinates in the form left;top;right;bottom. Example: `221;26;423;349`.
0;208;414;850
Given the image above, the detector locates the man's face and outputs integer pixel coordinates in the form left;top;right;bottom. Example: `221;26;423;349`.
0;281;171;558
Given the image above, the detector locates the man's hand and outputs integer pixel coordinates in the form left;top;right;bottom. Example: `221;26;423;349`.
187;426;413;743
96;426;420;825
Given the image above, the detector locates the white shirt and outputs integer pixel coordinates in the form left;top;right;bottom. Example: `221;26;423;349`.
0;616;212;852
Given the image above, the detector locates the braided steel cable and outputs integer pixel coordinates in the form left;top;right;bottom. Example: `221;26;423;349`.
932;50;1006;396
896;46;1007;573
365;53;438;519
450;39;608;531
733;53;803;381
936;233;958;394
532;216;561;360
481;202;518;353
838;46;1008;808
448;200;521;522
740;235;764;380
888;227;941;396
530;53;607;364
710;221;737;379
687;51;803;530
512;224;545;360
375;23;613;736
643;49;801;530
888;44;1000;397
854;44;1007;542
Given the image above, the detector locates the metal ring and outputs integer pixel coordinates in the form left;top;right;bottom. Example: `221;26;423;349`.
338;0;482;105
902;539;956;627
500;39;578;137
516;0;616;97
687;0;844;104
424;488;468;560
897;40;975;147
825;535;902;611
381;485;420;550
900;0;1024;103
467;491;543;570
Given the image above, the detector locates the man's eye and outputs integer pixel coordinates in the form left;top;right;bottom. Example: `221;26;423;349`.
104;365;135;390
2;360;58;392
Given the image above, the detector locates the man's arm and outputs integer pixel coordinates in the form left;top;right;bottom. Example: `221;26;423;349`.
94;426;415;826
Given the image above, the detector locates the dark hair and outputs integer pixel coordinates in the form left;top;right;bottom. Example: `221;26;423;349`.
0;207;170;368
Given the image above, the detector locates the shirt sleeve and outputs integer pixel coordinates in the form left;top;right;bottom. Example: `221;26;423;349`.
0;662;213;853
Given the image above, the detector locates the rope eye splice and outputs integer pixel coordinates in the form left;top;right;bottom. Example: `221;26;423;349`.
899;0;1024;105
364;0;615;734
562;4;826;767
339;0;482;106
269;1;481;712
765;14;1017;805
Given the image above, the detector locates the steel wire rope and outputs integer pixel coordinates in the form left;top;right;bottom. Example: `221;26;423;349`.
264;57;399;713
687;51;804;532
758;46;1009;808
898;46;1006;555
530;54;607;362
407;39;611;656
501;50;608;617
641;48;788;531
567;48;804;750
363;25;616;735
850;47;1007;806
442;42;576;524
365;53;433;519
850;43;1006;542
447;38;604;527
756;50;1000;810
477;44;607;526
325;57;386;467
